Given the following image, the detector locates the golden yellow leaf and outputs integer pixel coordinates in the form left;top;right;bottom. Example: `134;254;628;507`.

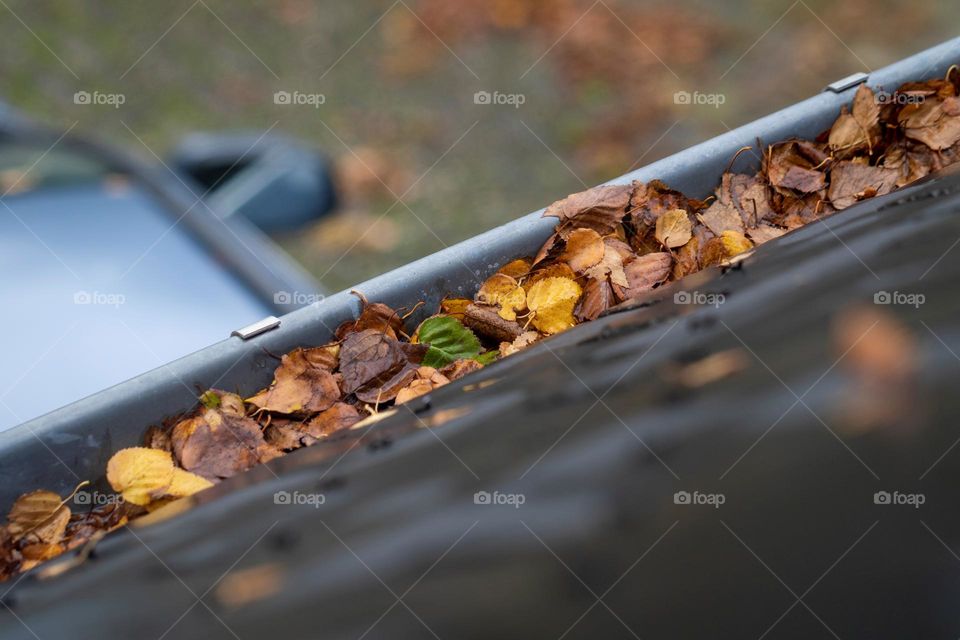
497;258;532;279
166;468;214;498
106;447;175;506
655;209;692;248
526;277;582;335
522;262;576;292
439;297;472;320
719;230;754;257
476;273;527;321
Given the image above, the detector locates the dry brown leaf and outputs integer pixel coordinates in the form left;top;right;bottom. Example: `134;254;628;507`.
302;402;362;438
621;252;672;299
439;359;483;381
575;277;615;321
828;160;898;208
561;228;606;272
655;208;692;248
7;490;71;544
172;393;281;481
543;183;632;237
746;223;786;245
698;200;744;237
499;331;541;357
765;140;829;193
828;84;881;158
247;348;341;415
395;367;451;405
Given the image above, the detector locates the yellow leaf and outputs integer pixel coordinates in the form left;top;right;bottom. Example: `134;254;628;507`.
496;258;532;279
526;276;582;334
719;230;754;257
165;468;214;498
655;209;692;248
476;273;527;321
106;447;175;506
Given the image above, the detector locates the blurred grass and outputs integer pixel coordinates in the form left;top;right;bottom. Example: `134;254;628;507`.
2;0;958;291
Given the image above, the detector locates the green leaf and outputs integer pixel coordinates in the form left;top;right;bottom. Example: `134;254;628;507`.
419;316;481;368
475;350;499;365
199;390;221;409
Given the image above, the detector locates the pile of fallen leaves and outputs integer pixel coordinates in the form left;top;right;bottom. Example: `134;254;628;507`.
3;69;959;582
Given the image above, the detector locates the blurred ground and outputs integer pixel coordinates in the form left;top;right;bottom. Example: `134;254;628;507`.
2;0;958;291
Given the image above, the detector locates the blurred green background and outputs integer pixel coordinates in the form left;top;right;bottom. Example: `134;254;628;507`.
3;0;958;291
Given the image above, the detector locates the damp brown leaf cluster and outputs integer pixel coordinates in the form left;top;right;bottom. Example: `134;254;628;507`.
3;69;960;582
